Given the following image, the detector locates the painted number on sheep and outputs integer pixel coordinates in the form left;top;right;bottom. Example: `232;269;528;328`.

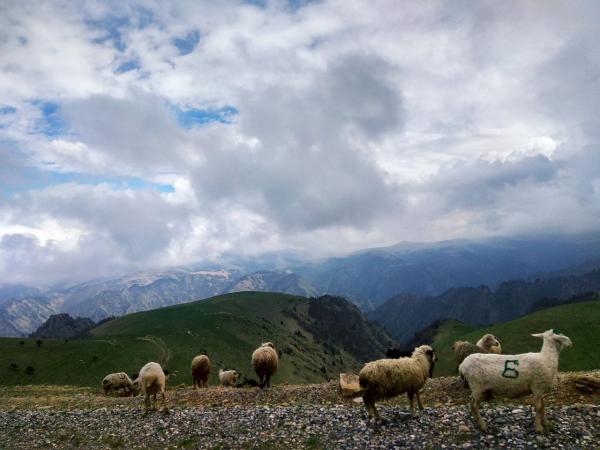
502;360;520;378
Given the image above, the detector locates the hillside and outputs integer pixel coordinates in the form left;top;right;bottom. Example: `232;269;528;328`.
429;299;600;376
370;269;600;345
0;292;393;388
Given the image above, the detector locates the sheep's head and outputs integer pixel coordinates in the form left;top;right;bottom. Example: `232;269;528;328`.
132;378;140;396
477;334;501;352
232;371;239;383
262;342;275;349
532;329;572;351
452;341;468;352
163;369;170;382
413;345;437;377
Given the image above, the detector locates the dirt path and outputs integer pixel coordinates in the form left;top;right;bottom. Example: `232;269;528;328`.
136;335;171;365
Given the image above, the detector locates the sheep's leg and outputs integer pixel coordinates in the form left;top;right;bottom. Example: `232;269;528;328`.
416;390;424;409
266;375;271;388
161;388;169;412
407;392;417;417
470;393;487;432
534;396;545;434
153;392;157;410
144;393;150;410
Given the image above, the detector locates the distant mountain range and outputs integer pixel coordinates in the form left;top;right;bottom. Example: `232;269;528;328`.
3;233;600;337
0;292;394;387
368;269;600;345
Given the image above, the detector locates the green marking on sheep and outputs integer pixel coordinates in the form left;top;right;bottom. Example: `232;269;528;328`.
502;359;519;378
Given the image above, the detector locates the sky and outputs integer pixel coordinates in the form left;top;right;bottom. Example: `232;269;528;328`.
1;0;600;286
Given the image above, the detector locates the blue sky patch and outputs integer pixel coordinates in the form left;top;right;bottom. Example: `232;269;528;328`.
32;101;68;137
116;59;140;73
0;106;16;115
175;106;238;128
88;15;130;51
173;30;200;55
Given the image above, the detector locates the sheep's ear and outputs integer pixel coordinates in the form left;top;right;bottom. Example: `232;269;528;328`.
531;333;544;339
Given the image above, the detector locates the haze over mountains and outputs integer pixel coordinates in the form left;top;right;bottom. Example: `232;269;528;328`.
2;234;600;337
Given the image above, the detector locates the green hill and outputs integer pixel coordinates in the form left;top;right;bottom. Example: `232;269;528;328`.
431;299;600;376
0;292;393;388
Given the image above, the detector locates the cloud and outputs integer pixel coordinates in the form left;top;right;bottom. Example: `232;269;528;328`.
1;0;600;285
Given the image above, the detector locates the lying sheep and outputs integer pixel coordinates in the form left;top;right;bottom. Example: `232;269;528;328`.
102;372;136;397
359;345;438;419
459;329;572;433
218;369;239;387
252;342;278;389
385;347;413;358
138;362;170;412
191;354;211;389
453;334;502;367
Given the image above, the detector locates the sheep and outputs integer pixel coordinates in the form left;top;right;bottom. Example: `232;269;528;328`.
102;372;136;397
138;362;170;412
453;334;502;367
459;329;572;433
252;342;279;389
218;369;239;387
191;354;212;389
385;347;413;359
359;345;438;419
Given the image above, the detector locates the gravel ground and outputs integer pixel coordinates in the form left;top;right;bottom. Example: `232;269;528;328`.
0;403;599;449
0;372;598;449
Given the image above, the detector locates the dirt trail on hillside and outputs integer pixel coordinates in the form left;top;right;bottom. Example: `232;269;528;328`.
136;335;171;366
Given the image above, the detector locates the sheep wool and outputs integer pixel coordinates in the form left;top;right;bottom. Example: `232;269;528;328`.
252;342;278;389
459;329;572;433
359;345;437;419
218;369;239;387
102;372;135;397
453;334;502;367
191;354;212;389
138;362;169;412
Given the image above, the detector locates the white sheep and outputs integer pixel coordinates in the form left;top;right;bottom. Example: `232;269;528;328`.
102;372;135;397
252;342;278;389
459;329;572;433
359;345;438;419
191;354;211;389
218;369;239;387
453;334;502;367
138;362;170;412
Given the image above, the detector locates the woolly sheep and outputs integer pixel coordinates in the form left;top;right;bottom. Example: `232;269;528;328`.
252;342;279;389
191;354;211;389
102;372;136;397
359;345;438;419
138;362;170;412
459;329;572;433
453;334;502;367
218;369;239;387
385;347;413;358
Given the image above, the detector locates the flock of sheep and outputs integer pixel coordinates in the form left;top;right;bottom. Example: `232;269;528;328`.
101;329;572;434
102;342;279;411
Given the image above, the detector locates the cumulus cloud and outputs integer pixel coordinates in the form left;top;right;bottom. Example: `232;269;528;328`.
1;0;600;285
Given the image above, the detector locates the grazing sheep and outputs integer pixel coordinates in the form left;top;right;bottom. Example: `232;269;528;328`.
236;379;259;388
385;347;413;359
138;362;170;412
102;372;135;397
218;369;239;387
252;342;279;389
191;354;212;389
453;334;502;367
459;329;572;433
359;345;438;419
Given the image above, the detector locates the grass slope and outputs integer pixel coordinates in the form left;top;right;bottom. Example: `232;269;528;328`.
432;300;600;376
0;292;370;388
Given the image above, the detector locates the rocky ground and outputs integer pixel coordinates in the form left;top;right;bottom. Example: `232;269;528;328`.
0;372;598;449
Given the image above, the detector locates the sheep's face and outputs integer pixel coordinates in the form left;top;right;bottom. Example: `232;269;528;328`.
532;329;573;351
262;342;275;349
481;334;500;349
